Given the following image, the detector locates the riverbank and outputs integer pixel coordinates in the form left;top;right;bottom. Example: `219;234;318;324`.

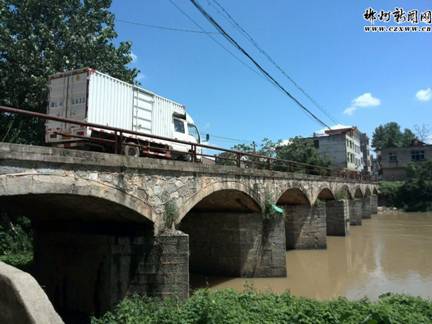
92;289;432;323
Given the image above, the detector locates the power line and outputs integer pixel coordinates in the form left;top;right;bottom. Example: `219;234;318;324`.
189;0;331;129
116;18;217;34
167;0;266;80
205;133;255;144
208;0;339;125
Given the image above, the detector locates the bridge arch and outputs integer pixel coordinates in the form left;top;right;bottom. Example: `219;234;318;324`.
0;174;154;223
277;186;326;249
177;181;261;221
178;183;278;278
353;186;364;198
364;187;372;197
335;185;353;200
313;186;336;205
276;187;311;206
372;187;378;195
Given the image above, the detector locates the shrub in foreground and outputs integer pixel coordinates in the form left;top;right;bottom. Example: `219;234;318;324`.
92;289;432;324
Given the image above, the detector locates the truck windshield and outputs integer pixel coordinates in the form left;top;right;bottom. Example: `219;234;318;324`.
187;124;200;143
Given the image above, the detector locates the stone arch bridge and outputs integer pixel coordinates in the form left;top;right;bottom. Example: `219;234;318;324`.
0;143;378;319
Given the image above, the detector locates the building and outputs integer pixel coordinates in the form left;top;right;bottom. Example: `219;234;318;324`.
360;133;372;174
311;126;370;173
380;139;432;181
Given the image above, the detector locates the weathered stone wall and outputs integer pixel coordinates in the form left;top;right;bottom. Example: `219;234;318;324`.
326;200;349;236
0;143;377;232
370;195;378;214
362;197;372;219
180;212;286;277
128;232;189;299
349;199;363;225
283;204;327;249
33;223;188;320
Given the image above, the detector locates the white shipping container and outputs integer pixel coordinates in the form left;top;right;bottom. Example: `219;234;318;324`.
45;68;201;157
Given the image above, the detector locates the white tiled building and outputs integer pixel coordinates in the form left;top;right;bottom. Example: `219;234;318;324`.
311;126;369;173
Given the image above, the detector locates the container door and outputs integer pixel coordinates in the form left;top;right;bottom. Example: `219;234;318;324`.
65;71;88;134
46;76;70;142
132;87;154;134
66;72;88;121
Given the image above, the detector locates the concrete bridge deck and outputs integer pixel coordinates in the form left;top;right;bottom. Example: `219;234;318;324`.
0;143;378;319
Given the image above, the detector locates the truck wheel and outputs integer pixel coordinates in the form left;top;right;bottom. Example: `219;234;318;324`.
122;143;140;157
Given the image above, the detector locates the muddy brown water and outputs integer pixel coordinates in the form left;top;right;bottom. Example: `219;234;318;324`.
191;212;432;300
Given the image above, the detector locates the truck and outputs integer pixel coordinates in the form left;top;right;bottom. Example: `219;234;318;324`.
45;68;201;159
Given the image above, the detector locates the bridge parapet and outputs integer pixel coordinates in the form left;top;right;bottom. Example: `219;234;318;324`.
0;142;377;231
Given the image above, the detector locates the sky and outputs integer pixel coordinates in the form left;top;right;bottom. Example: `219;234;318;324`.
110;0;432;148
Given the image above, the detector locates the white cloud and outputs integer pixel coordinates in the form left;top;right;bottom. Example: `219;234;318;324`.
343;106;357;116
130;52;138;63
343;92;381;115
352;93;381;107
416;88;432;102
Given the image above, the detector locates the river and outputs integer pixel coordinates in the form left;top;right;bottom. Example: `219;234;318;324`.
191;212;432;300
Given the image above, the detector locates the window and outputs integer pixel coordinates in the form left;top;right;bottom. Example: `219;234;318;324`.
411;150;425;161
313;139;319;149
187;123;200;142
388;152;398;162
173;118;185;133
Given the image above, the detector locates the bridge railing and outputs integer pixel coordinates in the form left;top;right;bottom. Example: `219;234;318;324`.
0;106;373;182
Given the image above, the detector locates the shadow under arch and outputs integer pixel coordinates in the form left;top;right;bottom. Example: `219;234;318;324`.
354;187;364;199
372;187;379;195
0;174;154;223
315;187;336;204
177;181;261;221
277;187;326;250
364;187;372;197
0;175;156;321
277;187;311;206
336;185;354;200
179;187;286;280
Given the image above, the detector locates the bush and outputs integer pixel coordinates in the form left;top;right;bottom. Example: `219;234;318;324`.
379;161;432;212
92;290;432;324
378;181;404;207
0;216;33;255
0;253;33;271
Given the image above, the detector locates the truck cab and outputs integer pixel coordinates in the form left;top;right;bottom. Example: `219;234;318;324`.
172;113;202;159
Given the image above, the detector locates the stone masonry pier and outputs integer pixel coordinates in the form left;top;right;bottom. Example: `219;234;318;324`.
0;143;377;319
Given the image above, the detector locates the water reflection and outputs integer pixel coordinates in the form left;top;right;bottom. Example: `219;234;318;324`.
191;212;432;300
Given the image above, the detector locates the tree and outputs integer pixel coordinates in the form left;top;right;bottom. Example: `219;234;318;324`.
0;0;139;144
398;161;432;211
272;137;331;174
215;137;330;174
414;124;431;143
372;122;416;151
401;129;416;146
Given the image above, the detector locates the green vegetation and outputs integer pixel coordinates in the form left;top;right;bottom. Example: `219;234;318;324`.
163;200;179;230
0;0;138;144
0;253;33;271
372;122;416;151
379;160;432;211
216;137;330;174
0;215;33;270
0;215;32;255
263;192;284;220
378;181;404;207
92;289;432;324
